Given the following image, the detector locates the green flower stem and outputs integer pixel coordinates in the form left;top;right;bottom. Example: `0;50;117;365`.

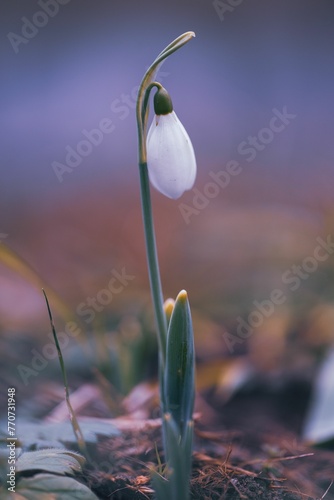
142;82;163;127
139;161;167;371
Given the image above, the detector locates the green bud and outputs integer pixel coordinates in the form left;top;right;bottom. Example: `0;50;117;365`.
154;87;173;115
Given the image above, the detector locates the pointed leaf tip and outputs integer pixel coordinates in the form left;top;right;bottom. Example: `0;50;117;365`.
176;289;188;303
164;298;175;316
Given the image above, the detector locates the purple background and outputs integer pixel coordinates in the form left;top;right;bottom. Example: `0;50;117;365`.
1;0;334;334
1;0;333;209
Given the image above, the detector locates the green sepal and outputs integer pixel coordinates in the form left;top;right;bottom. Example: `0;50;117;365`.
154;87;173;115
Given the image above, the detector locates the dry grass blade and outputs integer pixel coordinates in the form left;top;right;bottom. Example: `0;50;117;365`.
42;289;89;460
320;480;334;499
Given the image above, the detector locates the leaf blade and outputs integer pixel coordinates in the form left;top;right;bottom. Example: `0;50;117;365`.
13;473;99;500
16;449;85;476
165;290;195;433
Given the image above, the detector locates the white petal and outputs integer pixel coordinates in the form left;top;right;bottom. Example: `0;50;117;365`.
146;111;197;199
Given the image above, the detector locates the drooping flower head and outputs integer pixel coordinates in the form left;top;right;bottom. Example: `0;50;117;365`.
146;86;197;199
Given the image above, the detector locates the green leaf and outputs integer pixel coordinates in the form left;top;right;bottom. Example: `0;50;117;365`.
2;473;99;500
165;290;195;434
161;414;192;500
181;420;194;486
162;290;195;500
0;447;22;483
16;449;85;476
151;470;171;500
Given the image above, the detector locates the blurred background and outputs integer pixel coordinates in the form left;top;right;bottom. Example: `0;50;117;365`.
1;0;334;408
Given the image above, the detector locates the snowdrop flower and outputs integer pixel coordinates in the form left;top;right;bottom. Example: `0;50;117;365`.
147;87;196;199
136;33;196;500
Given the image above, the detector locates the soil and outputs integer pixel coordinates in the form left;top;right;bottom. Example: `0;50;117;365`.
2;326;334;499
77;376;334;499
